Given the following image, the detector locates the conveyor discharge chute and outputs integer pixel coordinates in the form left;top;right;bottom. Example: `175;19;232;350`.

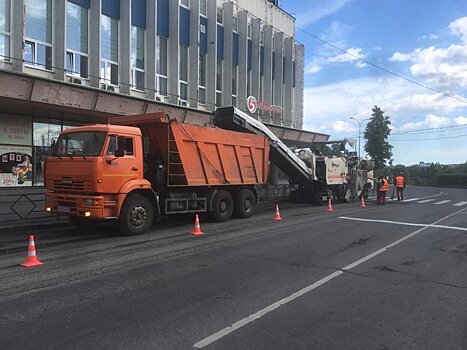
213;106;317;188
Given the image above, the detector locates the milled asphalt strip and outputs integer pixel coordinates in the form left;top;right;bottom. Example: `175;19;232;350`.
339;217;467;232
193;206;467;348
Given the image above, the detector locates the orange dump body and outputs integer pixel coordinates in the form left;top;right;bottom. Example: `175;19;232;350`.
108;113;270;187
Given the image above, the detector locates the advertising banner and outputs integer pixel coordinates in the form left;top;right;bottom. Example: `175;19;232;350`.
0;145;33;187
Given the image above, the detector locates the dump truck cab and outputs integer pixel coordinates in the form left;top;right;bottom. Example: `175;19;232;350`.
45;124;157;234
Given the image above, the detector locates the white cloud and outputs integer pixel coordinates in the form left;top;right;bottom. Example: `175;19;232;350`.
388;17;467;89
327;47;366;64
400;114;451;131
388;52;413;62
391;93;466;115
420;34;439;41
454;116;467;125
296;0;353;26
449;17;467;43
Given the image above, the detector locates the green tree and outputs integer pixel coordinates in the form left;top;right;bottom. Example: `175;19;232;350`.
363;106;393;170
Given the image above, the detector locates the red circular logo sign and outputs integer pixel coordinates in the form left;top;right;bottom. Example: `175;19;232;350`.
247;96;257;113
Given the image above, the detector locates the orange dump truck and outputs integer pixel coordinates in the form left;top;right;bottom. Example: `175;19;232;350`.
44;112;269;235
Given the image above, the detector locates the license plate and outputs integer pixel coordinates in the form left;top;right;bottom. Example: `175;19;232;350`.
57;206;70;213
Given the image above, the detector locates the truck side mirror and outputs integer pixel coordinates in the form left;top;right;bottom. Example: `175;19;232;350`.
114;149;125;158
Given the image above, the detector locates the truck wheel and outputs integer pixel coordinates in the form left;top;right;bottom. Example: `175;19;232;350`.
234;189;256;218
119;194;154;235
210;190;233;222
69;216;100;229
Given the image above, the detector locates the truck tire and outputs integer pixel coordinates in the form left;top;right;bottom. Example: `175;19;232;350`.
210;190;233;222
119;194;154;235
69;216;100;229
234;189;256;218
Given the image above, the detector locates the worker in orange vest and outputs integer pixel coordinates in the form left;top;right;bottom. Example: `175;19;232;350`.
378;176;389;205
394;172;406;202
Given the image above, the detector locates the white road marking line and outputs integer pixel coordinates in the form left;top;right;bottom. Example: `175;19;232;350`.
403;198;420;202
339;216;467;232
453;201;467;207
193;208;467;349
417;199;436;203
434;200;452;205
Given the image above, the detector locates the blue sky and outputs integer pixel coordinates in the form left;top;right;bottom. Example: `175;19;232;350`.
281;0;467;165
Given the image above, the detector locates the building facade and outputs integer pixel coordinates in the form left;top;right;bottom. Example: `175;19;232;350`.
0;0;316;224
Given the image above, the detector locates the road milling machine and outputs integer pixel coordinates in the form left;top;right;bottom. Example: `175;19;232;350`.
214;107;374;204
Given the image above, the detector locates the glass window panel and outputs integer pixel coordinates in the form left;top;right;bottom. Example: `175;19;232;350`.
66;2;88;54
110;63;118;85
216;7;222;24
216;57;222;91
25;0;52;43
156;37;167;75
131;26;145;70
180;0;189;7
66;51;73;73
158;77;167;95
80;55;88;78
0;0;11;32
74;54;81;74
199;87;206;104
36;43;46;67
180;82;188;100
199;53;206;87
0;34;9;60
101;15;118;62
33;122;61;146
179;45;188;82
24;41;34;64
199;0;206;16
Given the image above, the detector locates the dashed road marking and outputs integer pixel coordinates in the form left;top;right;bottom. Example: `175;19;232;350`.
453;201;467;207
404;198;420;202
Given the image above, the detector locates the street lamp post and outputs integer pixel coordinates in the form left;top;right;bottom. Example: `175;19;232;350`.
349;117;370;157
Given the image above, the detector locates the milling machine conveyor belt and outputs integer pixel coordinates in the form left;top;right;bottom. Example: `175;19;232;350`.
213;106;316;188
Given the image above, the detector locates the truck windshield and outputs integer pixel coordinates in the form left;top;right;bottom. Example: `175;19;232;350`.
54;131;106;157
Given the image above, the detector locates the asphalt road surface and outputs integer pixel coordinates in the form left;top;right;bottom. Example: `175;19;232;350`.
1;186;466;350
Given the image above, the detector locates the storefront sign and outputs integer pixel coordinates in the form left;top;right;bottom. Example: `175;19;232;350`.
0;115;32;146
246;96;283;114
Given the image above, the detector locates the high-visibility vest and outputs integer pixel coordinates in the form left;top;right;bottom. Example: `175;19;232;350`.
395;175;404;188
380;178;389;191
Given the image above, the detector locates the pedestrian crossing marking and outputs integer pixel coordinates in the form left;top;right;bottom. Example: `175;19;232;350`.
403;198;420;202
417;199;436;203
453;201;467;207
434;200;452;205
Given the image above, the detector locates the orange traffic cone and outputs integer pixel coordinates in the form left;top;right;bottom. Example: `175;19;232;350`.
21;235;43;267
359;196;367;208
192;214;204;236
274;204;282;221
326;198;334;212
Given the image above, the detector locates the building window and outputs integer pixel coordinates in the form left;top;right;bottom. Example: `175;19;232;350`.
232;16;238;32
179;45;188;101
0;0;11;61
232;64;238;106
66;1;88;79
24;0;52;70
216;7;223;24
247;23;252;39
180;0;189;8
260;30;264;45
156;36;168;96
131;26;145;91
100;14;119;87
199;0;207;17
198;52;206;104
